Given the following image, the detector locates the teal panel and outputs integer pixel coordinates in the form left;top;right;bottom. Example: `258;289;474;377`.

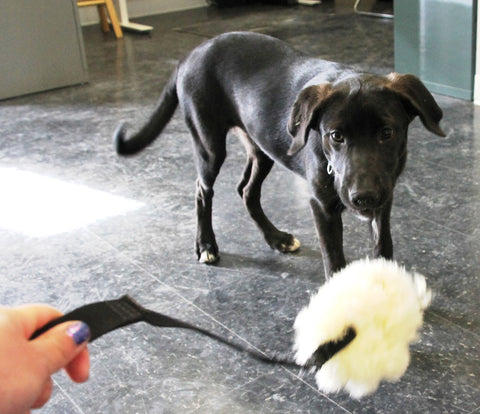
394;0;476;101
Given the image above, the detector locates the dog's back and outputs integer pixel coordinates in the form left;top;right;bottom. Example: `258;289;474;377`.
115;31;340;160
176;32;340;162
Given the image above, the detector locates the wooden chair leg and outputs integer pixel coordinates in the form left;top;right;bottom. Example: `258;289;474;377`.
104;0;123;38
97;5;110;33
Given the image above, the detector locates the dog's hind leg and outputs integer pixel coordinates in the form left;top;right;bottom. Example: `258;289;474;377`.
236;131;300;253
187;118;227;264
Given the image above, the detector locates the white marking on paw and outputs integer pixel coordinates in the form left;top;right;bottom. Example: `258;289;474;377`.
413;273;433;310
284;237;301;252
199;250;217;264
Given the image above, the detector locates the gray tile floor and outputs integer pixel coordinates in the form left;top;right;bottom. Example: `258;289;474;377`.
1;1;480;413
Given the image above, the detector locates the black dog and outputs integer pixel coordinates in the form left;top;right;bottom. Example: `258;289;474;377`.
114;32;445;278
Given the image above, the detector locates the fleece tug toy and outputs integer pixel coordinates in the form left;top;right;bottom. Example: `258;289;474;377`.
294;258;432;398
31;259;431;400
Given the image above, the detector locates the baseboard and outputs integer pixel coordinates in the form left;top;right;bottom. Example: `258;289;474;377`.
474;74;480;105
423;79;473;102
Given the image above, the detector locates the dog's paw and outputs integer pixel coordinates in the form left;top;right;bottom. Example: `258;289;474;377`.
281;237;301;252
413;273;433;310
267;231;301;253
198;250;219;264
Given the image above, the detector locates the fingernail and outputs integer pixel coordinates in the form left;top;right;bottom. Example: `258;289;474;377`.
67;322;91;345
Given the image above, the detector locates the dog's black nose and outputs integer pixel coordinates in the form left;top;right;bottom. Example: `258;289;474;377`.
350;191;380;210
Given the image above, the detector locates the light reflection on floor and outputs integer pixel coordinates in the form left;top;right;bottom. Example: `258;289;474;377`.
0;168;144;237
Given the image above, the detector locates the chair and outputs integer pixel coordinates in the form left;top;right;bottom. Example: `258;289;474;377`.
78;0;123;38
354;0;393;19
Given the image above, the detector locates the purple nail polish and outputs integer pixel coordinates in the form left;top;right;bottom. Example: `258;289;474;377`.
67;322;91;345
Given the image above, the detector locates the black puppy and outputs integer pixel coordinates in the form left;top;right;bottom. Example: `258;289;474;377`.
114;32;445;278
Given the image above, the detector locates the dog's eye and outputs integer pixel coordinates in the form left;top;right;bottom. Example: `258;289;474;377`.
330;130;344;143
380;127;394;142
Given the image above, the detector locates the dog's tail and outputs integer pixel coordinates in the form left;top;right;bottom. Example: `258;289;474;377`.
114;69;179;156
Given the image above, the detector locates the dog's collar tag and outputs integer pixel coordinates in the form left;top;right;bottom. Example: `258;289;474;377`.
327;162;334;175
30;295;355;371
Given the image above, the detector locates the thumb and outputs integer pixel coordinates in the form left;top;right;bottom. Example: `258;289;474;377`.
32;321;91;377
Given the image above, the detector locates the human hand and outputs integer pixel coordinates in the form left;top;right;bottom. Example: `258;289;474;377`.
0;304;91;414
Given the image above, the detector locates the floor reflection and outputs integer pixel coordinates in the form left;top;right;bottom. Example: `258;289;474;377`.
0;168;144;237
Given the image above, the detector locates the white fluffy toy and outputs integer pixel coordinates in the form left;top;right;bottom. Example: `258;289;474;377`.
293;258;432;399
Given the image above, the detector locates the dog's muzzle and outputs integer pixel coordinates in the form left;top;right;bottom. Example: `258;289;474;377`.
346;187;388;219
349;190;381;211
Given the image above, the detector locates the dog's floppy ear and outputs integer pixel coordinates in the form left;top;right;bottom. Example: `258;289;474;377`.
287;84;333;155
386;73;446;137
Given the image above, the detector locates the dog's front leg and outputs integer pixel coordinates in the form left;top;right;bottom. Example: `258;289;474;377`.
310;198;346;279
370;199;393;259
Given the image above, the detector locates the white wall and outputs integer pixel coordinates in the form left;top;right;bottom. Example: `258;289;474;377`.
79;0;207;26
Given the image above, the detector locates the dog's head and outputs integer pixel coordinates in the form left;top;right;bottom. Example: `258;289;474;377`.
287;72;445;217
